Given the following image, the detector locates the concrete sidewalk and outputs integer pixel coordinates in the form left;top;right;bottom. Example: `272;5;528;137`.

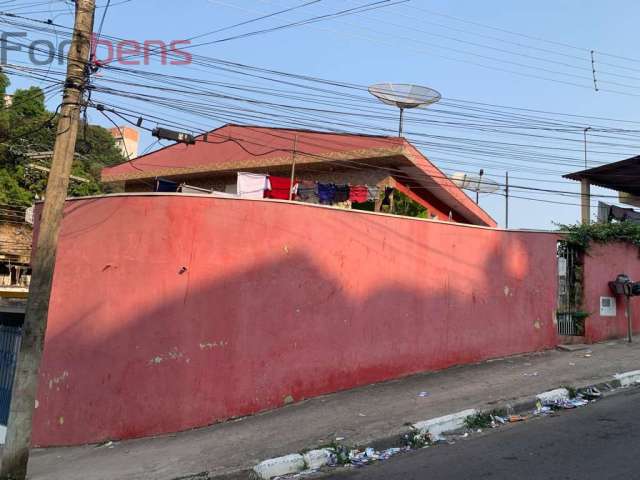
24;340;640;480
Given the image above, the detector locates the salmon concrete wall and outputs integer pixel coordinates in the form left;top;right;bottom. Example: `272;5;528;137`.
583;242;640;342
33;195;559;447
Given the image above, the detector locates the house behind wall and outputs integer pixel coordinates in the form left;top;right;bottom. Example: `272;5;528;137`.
0;211;30;329
123;164;469;223
102;125;497;226
0;218;32;289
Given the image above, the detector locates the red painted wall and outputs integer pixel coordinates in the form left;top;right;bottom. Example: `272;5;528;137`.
583;242;640;342
33;195;559;447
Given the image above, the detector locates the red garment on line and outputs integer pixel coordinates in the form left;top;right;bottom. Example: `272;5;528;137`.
266;176;296;200
349;185;369;203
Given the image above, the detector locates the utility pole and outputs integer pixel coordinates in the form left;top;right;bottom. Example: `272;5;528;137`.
0;1;95;479
583;127;591;169
505;171;509;229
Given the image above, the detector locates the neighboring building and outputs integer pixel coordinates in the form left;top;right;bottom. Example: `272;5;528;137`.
564;155;640;224
0;206;31;326
101;124;496;227
109;126;140;160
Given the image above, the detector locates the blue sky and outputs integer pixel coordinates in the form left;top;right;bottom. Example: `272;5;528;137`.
5;0;640;229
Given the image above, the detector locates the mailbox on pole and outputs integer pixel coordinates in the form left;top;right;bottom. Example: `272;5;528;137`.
608;274;639;343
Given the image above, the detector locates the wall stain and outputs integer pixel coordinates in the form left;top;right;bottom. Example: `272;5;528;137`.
148;348;185;365
199;340;228;350
48;371;69;390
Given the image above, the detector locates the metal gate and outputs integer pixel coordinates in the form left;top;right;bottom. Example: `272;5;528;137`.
557;241;583;336
0;326;22;425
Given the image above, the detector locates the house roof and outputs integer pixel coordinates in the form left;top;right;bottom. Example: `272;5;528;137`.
101;124;496;227
564;155;640;195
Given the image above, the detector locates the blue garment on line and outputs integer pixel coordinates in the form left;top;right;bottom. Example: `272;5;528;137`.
317;183;336;205
155;178;178;192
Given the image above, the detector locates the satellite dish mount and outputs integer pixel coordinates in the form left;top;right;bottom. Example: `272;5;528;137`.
368;83;441;137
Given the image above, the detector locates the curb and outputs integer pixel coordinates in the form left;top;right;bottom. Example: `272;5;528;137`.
413;409;477;437
201;369;640;480
614;370;640;387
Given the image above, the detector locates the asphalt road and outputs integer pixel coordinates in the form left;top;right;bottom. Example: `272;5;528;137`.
327;387;640;480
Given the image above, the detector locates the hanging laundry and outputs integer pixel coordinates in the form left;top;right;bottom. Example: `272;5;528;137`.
317;183;337;205
334;184;350;203
612;204;640;223
237;172;269;199
335;200;352;209
181;184;212;194
155;178;178;192
381;187;395;207
367;185;380;202
349;185;369;203
266;176;298;200
297;180;318;203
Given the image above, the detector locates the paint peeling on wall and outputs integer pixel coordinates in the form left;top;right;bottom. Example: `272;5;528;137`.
199;340;229;350
48;371;69;390
148;348;186;365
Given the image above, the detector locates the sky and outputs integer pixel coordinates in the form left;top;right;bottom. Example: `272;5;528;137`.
4;0;640;229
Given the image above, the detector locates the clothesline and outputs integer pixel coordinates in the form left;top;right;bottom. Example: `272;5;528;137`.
157;173;396;208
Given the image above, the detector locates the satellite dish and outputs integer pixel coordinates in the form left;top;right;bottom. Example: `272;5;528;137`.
450;172;471;189
467;176;500;194
450;170;500;206
369;83;441;137
450;172;499;194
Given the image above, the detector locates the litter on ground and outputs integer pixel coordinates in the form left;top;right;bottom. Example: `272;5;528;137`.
508;414;527;422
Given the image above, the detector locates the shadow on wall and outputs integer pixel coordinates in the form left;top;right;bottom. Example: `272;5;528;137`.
33;196;559;447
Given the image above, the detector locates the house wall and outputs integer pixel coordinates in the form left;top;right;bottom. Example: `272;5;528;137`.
123;167;464;221
0;221;32;261
0;221;32;287
582;242;640;342
32;195;560;447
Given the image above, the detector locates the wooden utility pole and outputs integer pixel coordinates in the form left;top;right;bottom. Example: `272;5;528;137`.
0;1;95;478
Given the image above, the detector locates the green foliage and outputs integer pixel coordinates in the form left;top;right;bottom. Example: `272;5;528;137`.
10;87;45;118
402;426;431;448
561;385;578;399
464;409;507;430
558;221;640;251
393;190;429;218
464;412;493;429
0;167;31;206
0;73;9;96
0;77;125;206
329;441;351;465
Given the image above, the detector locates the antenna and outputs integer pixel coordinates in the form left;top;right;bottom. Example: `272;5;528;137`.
368;83;441;137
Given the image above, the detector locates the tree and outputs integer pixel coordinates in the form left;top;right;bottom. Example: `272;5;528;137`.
0;168;31;206
0;76;125;206
0;73;10;139
10;87;46;119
